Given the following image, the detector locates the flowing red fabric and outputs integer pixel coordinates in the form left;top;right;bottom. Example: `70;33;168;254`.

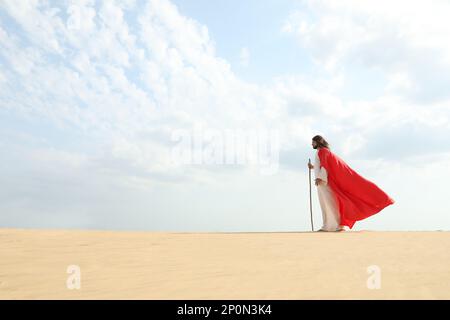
318;147;394;229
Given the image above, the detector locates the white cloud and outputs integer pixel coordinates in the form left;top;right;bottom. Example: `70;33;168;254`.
281;0;450;158
239;47;250;67
1;0;450;230
284;0;450;104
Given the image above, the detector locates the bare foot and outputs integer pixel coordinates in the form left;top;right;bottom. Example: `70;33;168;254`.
336;226;350;232
317;228;332;232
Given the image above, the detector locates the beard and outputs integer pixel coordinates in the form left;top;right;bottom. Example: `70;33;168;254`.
313;145;317;149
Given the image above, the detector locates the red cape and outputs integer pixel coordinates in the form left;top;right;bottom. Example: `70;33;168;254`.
318;147;394;229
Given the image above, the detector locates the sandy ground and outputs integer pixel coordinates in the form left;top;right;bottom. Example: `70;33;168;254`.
0;228;449;299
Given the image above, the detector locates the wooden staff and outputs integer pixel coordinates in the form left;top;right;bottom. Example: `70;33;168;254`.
308;158;314;232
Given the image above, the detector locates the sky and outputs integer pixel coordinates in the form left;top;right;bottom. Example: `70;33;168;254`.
1;0;450;232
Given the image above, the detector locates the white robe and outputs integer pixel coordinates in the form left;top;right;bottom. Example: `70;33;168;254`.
314;149;341;231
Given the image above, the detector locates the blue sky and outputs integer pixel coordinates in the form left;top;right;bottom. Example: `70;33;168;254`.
1;0;450;231
172;0;314;83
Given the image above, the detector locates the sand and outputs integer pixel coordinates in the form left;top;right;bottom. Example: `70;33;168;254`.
0;228;449;299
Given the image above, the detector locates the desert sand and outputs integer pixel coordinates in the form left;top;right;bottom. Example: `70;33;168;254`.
0;228;449;299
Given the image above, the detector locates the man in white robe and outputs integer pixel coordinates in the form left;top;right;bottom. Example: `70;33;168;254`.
308;140;347;232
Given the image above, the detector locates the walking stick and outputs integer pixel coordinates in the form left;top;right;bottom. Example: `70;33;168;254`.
308;158;314;231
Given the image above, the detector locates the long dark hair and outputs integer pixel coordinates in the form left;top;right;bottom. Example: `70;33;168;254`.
312;135;330;149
